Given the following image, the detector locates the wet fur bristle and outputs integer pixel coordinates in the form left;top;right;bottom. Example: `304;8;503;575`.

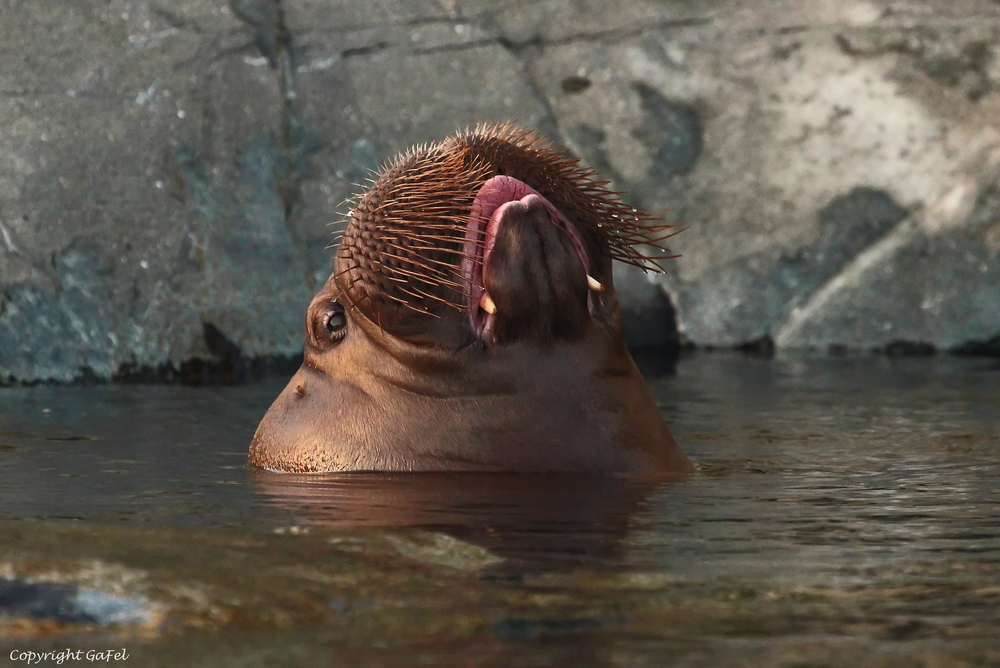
335;123;679;315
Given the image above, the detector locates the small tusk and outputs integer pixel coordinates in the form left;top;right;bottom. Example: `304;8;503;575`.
587;275;604;293
480;292;497;315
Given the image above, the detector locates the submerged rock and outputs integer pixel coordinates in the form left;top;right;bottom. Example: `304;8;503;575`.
0;578;162;634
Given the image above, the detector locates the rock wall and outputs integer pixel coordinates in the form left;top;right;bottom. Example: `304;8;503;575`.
1;0;999;383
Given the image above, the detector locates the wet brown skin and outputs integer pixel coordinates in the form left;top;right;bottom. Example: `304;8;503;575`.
249;124;693;474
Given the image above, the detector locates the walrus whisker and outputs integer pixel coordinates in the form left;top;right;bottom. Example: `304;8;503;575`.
394;232;481;246
333;123;684;326
394;287;450;315
390;242;461;255
383;263;465;291
390;256;461;282
389;246;472;262
387;252;471;272
381;241;456;263
398;224;475;232
378;291;412;306
402;298;449;315
398;239;486;253
389;273;464;294
384;264;463;289
615;226;681;242
331;266;360;283
367;289;432;317
406;285;460;307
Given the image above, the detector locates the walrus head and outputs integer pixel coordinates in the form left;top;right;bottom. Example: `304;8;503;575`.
250;124;692;474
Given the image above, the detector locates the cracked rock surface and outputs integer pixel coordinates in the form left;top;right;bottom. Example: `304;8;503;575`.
1;0;999;383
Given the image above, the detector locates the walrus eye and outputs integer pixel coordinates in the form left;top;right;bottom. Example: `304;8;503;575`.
323;304;347;335
313;300;347;345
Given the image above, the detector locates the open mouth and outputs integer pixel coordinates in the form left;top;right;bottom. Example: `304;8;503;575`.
460;175;603;342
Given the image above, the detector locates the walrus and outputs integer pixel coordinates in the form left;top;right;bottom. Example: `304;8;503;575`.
249;124;692;474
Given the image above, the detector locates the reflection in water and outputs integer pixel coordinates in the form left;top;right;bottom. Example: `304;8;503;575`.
248;472;660;668
251;471;659;567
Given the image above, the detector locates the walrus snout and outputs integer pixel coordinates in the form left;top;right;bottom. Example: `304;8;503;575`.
249;369;324;472
249;366;370;472
474;188;590;344
331;124;678;349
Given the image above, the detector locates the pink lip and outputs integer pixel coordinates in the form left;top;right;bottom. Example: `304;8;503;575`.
461;175;592;341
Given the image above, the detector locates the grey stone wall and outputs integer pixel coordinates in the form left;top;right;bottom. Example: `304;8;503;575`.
1;0;999;383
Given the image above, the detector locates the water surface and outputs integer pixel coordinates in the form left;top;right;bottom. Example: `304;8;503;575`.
1;353;997;666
